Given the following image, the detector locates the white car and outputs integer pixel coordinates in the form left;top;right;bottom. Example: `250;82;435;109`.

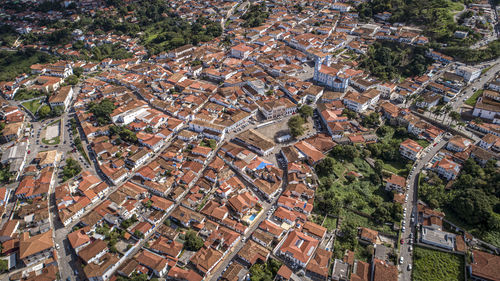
402;226;406;233
408;264;412;271
400;257;404;264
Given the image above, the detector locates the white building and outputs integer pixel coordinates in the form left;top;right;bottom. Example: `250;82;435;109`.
313;55;349;92
48;86;74;111
456;65;481;83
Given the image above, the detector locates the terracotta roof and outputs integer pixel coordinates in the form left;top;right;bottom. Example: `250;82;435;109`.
78;239;107;263
19;230;53;259
471;250;500;281
372;258;398;281
67;229;90;250
277;265;293;280
306;248;332;278
279;230;319;264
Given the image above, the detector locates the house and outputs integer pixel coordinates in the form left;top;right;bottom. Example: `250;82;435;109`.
420;226;456;250
169;205;205;228
83;253;119;281
399;139;423;161
126;149;151;170
432;158;461;180
371;259;398;281
190;246;224;275
237;240;270;266
331;259;349;281
136;249;169;277
232;129;275;156
67;229;91;253
231;44;253;59
385;174;406;193
301;221;327;240
257;98;297;120
167;266;203;281
227;191;258;217
78;239;108;264
446;136;472;152
350;260;370;281
469;250;500;281
19;230;54;266
472;90;500;121
276;265;293;281
456;65;481;83
306;248;332;281
342;89;381;113
1;122;24;143
48;86;73;111
278;230;319;268
359;227;378;244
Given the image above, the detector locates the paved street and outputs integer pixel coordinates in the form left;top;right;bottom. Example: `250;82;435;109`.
399;139;447;281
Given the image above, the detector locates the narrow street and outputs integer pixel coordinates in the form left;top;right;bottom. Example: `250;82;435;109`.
399;139;447;281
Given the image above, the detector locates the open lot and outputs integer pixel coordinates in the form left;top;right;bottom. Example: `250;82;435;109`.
412;246;465;281
42;119;61;145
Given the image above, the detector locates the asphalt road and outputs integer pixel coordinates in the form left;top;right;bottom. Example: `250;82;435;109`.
399;139;447;280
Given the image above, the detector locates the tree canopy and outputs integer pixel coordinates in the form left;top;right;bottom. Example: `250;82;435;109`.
183;230;204;251
360;41;433;81
287;115;305;138
89;99;116;125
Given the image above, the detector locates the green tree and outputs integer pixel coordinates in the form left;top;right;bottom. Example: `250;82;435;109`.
89;99;116;125
183;230;204;251
298;105;314;119
38;105;51;118
0;260;8;272
449;111;461;122
65;74;79;85
134;230;145;239
452;189;492;225
287;115;305;138
315;157;336;177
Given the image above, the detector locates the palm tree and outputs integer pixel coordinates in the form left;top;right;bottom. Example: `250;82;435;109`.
449;111;461;123
442;105;452;122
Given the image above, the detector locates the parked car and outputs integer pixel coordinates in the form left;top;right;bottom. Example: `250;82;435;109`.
399;257;404;264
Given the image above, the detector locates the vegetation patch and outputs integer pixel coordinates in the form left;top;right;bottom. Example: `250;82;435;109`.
412;246;464;281
358;0;477;45
441;39;500;63
322;216;338;232
62;158;82;182
249;259;282;281
465;89;483;106
74;137;91;164
21;99;43;115
359;41;434;81
0;49;55;82
42;136;60;145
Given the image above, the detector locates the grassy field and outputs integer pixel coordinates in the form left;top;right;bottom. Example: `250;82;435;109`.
465;89;483;106
42;136;60;145
322;216;337;231
383;160;408;176
413;246;465;281
21;99;43;114
416;139;430;148
341;209;397;236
